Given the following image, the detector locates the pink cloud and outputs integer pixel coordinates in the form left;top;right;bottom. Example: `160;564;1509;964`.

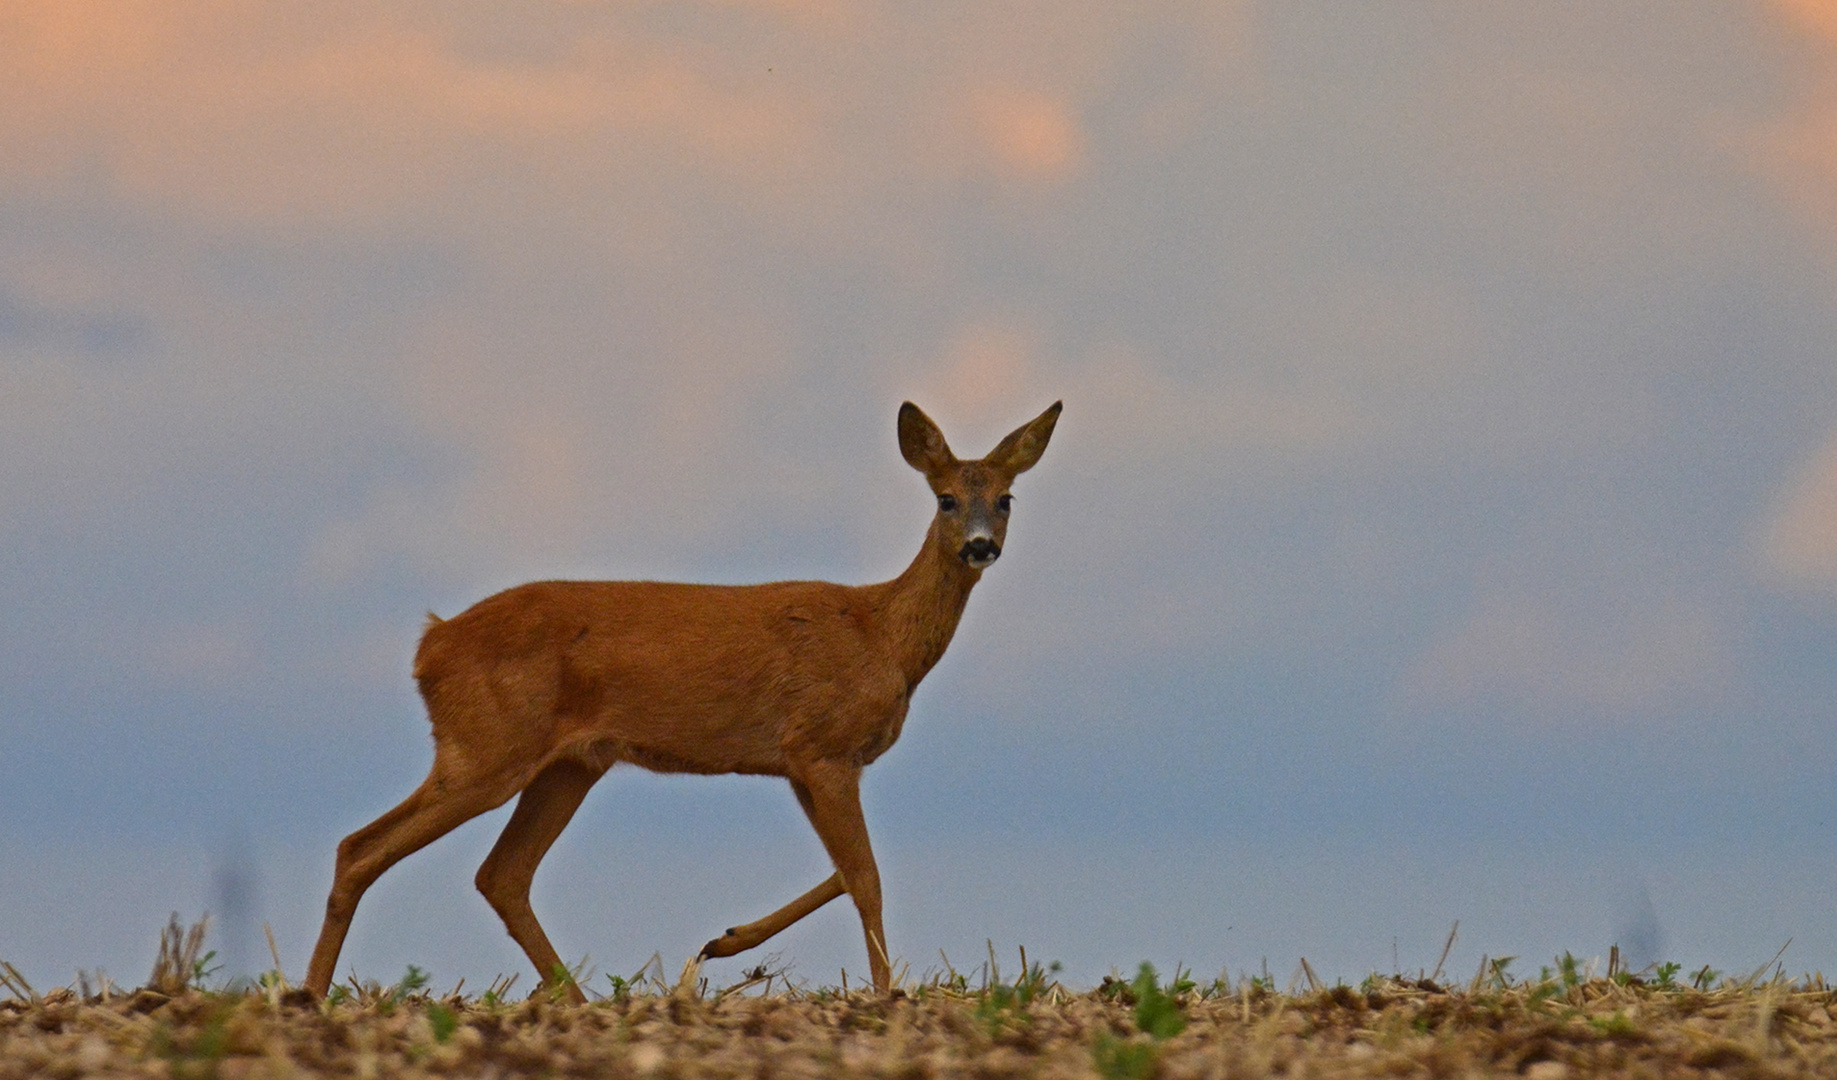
1763;431;1837;589
1750;1;1837;592
0;2;1256;232
0;2;821;226
0;1;1264;595
1400;592;1731;720
1758;0;1837;240
968;87;1086;183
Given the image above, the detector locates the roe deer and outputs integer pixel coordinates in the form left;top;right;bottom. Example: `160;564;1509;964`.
303;400;1061;1001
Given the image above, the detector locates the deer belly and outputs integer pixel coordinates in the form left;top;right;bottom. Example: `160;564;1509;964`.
588;699;788;776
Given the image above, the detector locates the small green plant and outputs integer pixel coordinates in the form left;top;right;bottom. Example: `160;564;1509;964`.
1690;965;1721;990
476;972;518;1008
1488;956;1517;991
1652;961;1682;989
425;1001;459;1044
1019;959;1062;1002
1093;1035;1158;1080
546;962;577;1002
1556;952;1583;990
1526;980;1562;1009
1165;964;1197;997
392;965;431;1003
605;974;632;1003
1132;963;1186;1040
190;950;222;991
543;957;596;1001
976;960;1061;1035
975;983;1025;1035
151;1007;231;1080
1590;1011;1638;1038
1091;963;1186;1079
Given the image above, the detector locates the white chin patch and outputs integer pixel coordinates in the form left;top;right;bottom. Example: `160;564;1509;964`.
963;554;999;570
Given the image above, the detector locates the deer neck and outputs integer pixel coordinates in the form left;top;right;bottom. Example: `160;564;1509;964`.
879;518;981;687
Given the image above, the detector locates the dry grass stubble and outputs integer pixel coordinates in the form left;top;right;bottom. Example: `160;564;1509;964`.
3;929;1837;1078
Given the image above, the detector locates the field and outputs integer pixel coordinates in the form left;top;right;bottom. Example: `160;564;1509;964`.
4;926;1837;1078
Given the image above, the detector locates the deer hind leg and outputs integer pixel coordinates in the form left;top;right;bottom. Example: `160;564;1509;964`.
790;765;892;994
699;871;846;960
474;757;600;1004
304;764;521;997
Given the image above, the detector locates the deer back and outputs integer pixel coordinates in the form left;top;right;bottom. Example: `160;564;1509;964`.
412;577;915;781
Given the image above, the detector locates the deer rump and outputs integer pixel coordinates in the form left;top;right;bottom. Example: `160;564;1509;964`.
413;578;911;785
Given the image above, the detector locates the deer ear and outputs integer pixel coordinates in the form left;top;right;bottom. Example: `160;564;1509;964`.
985;401;1061;475
898;402;955;475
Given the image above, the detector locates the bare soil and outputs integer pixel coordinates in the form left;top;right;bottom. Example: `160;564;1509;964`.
4;970;1837;1079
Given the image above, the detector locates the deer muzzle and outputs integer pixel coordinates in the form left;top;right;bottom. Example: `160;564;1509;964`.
959;537;1000;568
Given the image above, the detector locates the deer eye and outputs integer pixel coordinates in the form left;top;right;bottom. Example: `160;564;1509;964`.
937;494;958;513
997;494;1013;513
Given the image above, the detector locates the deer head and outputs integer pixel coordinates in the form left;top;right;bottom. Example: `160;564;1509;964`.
898;400;1062;570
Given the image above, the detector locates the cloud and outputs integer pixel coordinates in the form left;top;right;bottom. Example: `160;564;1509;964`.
900;316;1368;469
141;621;261;692
0;1;1248;240
0;0;1264;595
0;2;843;230
1400;591;1730;720
1762;429;1837;590
1749;2;1837;594
968;87;1086;184
0;3;1819;733
1773;0;1837;37
902;322;1041;441
1760;0;1837;241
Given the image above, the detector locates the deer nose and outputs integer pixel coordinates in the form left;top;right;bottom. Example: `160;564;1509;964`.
959;537;1000;568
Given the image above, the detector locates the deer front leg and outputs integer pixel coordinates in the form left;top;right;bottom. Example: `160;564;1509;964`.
700;872;846;960
790;765;891;993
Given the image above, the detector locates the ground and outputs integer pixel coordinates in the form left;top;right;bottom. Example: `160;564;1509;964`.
4;954;1837;1078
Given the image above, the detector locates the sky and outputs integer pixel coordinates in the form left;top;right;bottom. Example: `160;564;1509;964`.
5;0;1837;995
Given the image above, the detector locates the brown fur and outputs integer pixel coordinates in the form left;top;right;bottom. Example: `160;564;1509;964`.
302;401;1061;1001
